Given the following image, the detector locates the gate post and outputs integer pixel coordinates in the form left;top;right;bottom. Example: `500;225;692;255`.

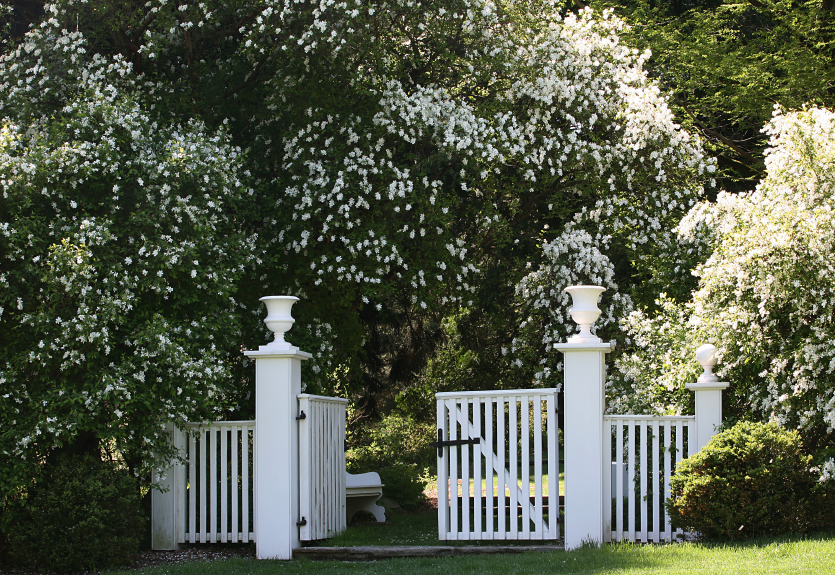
554;286;612;550
685;344;729;451
244;296;312;560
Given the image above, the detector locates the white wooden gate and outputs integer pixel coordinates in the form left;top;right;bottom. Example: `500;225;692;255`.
435;389;560;541
603;415;695;543
297;393;348;541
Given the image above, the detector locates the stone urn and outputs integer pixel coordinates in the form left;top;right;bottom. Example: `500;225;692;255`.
260;295;298;350
565;285;606;343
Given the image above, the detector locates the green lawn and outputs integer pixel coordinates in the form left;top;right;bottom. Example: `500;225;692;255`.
106;532;835;575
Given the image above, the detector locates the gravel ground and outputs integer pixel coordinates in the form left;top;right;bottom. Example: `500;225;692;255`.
0;544;256;575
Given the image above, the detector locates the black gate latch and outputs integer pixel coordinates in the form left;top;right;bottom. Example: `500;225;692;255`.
429;428;480;457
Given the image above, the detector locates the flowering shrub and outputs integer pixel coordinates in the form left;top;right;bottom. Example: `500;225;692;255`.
613;107;835;438
0;21;257;508
1;0;715;496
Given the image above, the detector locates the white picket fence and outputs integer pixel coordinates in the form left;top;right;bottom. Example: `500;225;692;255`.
172;394;348;545
179;421;255;544
436;389;559;541
297;394;348;541
603;415;696;543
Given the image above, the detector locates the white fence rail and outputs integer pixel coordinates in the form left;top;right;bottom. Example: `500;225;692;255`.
298;394;348;541
179;421;255;544
603;415;695;543
436;389;559;541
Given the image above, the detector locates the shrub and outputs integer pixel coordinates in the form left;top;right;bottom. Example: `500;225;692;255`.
6;453;146;573
667;421;818;540
377;464;428;512
347;412;435;472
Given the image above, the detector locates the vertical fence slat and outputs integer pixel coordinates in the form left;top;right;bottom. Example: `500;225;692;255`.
485;398;495;540
220;426;228;543
547;392;558;540
231;426;239;543
497;396;506;540
674;421;684;539
199;431;207;543
651;420;660;542
448;398;459;538
176;426;186;545
437;399;449;540
664;420;672;542
612;419;624;541
242;425;250;543
640;422;648;543
508;397;518;538
533;397;543;539
460;399;471;540
628;419;636;542
474;397;482;539
603;418;612;542
521;396;530;538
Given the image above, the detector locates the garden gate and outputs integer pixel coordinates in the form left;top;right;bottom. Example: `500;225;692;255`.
436;286;728;549
434;389;560;541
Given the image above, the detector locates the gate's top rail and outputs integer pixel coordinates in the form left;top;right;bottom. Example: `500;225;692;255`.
436;388;558;399
183;420;256;429
604;415;694;422
298;393;349;404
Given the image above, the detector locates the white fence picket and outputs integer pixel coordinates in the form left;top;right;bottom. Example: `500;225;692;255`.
603;415;694;543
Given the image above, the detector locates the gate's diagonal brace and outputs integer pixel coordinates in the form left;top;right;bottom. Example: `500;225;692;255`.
452;403;551;533
429;428;480;457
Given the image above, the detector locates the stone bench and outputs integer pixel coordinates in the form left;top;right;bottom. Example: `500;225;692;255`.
345;471;386;523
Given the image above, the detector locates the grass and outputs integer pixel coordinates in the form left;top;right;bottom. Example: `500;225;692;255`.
105;531;835;575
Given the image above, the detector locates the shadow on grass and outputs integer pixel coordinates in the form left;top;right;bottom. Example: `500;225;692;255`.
318;505;561;547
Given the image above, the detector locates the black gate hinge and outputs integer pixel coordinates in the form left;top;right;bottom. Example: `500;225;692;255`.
296;411;306;420
297;517;307;527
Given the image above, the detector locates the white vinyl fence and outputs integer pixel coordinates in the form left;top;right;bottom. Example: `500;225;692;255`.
436;389;559;541
297;394;348;541
603;415;696;543
179;421;255;544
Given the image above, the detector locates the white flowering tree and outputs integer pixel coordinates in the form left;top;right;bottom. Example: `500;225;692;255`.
0;0;716;489
613;107;835;463
0;21;258;507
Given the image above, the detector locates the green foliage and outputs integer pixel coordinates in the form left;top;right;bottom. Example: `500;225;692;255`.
593;0;835;192
346;413;431;510
6;453;146;572
347;412;435;472
376;464;428;512
667;421;819;540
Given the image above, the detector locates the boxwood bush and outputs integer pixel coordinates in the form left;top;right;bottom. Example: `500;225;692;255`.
7;453;146;572
666;421;820;540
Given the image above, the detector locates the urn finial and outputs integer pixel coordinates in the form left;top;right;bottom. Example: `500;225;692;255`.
696;343;719;383
259;296;299;350
565;285;606;343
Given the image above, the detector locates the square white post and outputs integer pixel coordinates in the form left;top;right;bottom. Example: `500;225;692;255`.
151;423;184;550
686;344;729;452
244;295;312;560
685;382;729;451
555;341;612;550
244;347;312;559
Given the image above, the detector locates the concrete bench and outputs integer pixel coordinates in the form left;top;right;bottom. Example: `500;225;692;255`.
345;471;386;523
